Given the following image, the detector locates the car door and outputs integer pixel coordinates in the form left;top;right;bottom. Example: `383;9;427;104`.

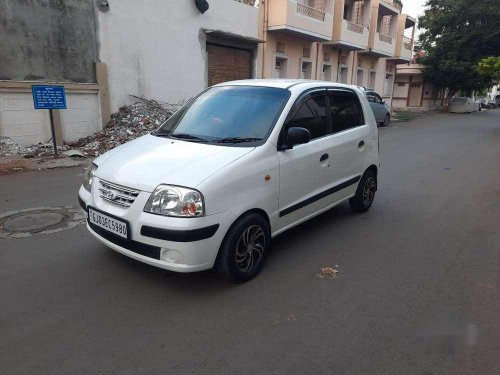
322;89;370;203
366;93;379;122
277;90;332;231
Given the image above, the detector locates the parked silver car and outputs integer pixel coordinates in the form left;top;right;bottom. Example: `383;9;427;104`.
449;97;480;113
365;91;391;127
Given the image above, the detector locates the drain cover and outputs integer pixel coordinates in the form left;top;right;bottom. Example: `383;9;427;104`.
0;206;85;239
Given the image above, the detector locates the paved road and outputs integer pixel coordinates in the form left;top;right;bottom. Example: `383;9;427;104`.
1;110;499;375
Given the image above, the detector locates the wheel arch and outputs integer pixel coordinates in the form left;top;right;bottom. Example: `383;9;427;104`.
366;164;378;176
364;165;378;191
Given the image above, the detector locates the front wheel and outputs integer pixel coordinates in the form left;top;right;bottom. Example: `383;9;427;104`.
349;170;377;213
215;213;270;283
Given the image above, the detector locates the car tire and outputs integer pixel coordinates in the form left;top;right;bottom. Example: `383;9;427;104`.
349;170;377;213
382;114;390;127
215;213;270;283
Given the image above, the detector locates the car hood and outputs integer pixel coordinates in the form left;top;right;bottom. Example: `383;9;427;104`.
94;134;255;192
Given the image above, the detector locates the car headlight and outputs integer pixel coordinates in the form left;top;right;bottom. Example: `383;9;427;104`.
83;163;97;192
144;185;204;217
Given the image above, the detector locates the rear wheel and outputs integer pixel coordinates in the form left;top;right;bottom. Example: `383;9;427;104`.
382;113;390;127
215;213;270;283
349;170;377;213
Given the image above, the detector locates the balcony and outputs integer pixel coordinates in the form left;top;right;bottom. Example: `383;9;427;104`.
366;0;398;57
330;19;369;50
390;14;415;62
267;0;334;41
329;0;370;50
380;0;402;12
372;31;396;56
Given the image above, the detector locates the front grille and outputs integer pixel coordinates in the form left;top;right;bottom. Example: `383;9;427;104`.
89;222;161;260
98;180;139;207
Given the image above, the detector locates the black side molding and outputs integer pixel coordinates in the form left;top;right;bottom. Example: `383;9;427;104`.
279;175;361;217
141;224;219;242
78;194;87;211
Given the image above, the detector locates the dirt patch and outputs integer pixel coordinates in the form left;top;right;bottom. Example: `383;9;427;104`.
315;266;340;280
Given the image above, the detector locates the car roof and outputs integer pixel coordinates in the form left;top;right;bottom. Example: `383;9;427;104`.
214;79;361;92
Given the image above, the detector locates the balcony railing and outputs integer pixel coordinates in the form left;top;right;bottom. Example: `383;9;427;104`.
403;36;412;50
347;21;364;34
379;33;392;44
380;0;402;11
296;3;326;21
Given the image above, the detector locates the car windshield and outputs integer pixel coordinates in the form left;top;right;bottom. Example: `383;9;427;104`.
155;86;290;144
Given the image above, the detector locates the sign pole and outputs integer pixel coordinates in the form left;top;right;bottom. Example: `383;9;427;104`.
31;85;66;158
48;109;58;156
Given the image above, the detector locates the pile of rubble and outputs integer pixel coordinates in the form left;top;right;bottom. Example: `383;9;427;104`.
0;98;173;159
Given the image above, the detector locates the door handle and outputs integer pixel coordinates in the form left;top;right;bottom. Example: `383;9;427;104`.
320;153;329;162
358;140;365;148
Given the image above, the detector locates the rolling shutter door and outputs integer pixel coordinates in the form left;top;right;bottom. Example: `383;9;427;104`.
207;44;252;87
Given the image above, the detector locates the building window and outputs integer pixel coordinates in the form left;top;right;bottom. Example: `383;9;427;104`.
323;64;332;81
369;71;376;89
383;73;394;97
352;1;364;25
323;52;330;62
357;69;364;86
339;66;348;84
274;57;287;78
301;61;312;79
276;42;285;54
380;15;392;36
302;47;311;58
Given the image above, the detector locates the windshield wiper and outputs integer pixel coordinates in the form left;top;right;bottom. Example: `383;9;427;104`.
170;133;208;142
215;137;263;144
153;130;171;137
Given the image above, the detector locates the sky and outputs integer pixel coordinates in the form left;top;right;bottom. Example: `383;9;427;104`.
401;0;427;36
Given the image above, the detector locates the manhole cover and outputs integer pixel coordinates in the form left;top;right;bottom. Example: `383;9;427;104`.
0;206;85;239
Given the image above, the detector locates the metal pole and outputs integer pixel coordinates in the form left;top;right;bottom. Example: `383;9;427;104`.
48;109;58;156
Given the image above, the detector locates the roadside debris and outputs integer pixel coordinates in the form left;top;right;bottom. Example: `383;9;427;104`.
315;266;340;280
0;98;173;159
67;98;173;157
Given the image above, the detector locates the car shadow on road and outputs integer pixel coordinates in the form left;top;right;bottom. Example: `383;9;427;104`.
97;201;359;292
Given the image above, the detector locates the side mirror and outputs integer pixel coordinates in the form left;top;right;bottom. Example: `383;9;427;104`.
286;127;311;149
381;100;386;104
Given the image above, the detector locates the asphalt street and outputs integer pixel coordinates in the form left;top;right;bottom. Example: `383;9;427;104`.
1;110;499;374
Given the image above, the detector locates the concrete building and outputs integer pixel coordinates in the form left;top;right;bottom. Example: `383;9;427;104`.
258;0;416;102
0;0;259;145
392;63;443;111
0;0;418;146
0;0;105;146
98;0;260;114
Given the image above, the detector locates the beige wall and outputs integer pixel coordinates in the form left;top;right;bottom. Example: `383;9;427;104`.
392;67;443;111
267;0;334;40
0;82;102;146
261;32;319;79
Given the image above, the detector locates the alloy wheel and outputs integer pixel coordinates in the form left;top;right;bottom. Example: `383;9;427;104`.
384;114;390;127
362;177;376;206
235;225;265;273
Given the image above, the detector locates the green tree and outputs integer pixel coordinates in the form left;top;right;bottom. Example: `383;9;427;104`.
418;0;500;106
477;57;500;82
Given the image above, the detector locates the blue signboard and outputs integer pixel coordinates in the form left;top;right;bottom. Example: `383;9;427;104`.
32;85;67;109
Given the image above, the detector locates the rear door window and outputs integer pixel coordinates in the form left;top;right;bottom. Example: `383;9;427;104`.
327;91;364;133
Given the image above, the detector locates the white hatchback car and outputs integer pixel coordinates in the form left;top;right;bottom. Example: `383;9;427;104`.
79;80;380;282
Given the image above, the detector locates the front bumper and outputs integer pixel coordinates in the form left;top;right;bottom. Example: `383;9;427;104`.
78;182;235;273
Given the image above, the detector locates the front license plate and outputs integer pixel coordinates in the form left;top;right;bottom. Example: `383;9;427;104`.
88;207;128;239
